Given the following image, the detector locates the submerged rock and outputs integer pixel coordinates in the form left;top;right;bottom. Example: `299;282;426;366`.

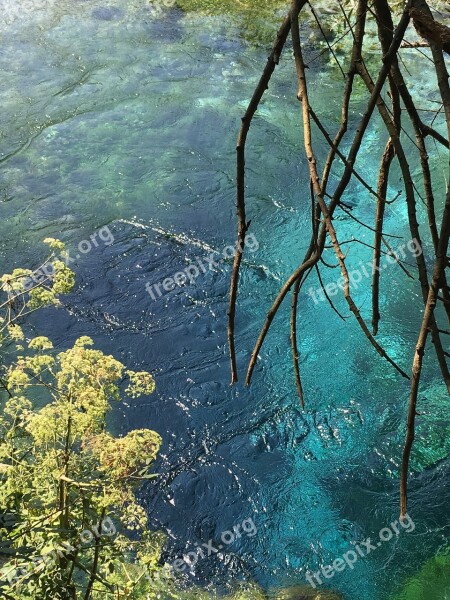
91;6;124;21
270;585;344;600
390;551;450;600
225;583;266;600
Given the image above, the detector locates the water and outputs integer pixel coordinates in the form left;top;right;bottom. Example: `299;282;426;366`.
1;2;450;599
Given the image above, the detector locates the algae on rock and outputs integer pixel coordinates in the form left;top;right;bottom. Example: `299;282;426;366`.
269;584;344;600
390;551;450;600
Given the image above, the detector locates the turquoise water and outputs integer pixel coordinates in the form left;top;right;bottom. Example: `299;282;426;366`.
1;2;450;599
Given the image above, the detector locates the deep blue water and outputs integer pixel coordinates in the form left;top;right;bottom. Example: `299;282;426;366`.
1;2;450;599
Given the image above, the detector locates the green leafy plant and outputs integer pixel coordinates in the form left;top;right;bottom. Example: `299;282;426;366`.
0;242;164;598
0;340;269;600
0;329;166;598
0;241;269;600
0;237;75;342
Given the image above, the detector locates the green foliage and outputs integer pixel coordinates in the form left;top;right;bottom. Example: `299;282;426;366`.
228;583;266;600
0;238;75;345
390;550;450;600
174;0;286;22
162;0;447;50
169;0;288;46
175;0;284;13
269;584;343;599
0;333;164;599
0;245;168;598
0;247;267;599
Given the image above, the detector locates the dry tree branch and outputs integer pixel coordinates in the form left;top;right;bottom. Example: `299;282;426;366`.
291;277;305;409
227;0;450;518
290;0;369;403
309;105;400;205
373;0;450;327
291;0;408;380
354;25;450;392
228;4;307;384
371;0;401;336
289;0;374;402
308;2;346;79
315;264;348;321
410;7;450;55
400;0;450;518
245;0;412;388
372;141;395;334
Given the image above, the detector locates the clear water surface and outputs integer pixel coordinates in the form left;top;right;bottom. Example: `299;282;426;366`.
0;2;449;599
